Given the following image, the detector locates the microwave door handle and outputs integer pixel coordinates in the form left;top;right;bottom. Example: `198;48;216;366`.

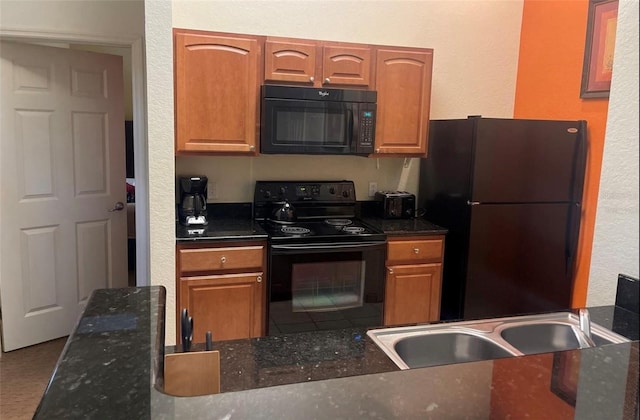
350;107;358;144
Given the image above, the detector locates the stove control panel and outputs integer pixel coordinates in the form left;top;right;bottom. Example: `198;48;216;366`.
254;181;356;204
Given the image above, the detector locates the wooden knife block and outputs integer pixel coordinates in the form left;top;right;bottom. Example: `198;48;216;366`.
164;350;221;396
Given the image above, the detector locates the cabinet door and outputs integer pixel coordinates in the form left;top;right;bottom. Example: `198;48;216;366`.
322;45;371;87
179;273;265;341
264;39;317;84
374;48;433;155
384;263;442;326
174;30;260;154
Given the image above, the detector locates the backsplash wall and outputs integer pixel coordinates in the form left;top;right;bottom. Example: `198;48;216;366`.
175;155;419;203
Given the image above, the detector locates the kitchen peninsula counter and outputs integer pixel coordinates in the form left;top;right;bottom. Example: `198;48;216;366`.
35;286;639;419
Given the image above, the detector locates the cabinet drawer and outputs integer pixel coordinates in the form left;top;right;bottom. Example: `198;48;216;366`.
179;246;264;273
387;238;443;263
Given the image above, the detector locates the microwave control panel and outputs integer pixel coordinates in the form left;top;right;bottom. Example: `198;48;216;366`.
357;104;376;153
360;111;374;145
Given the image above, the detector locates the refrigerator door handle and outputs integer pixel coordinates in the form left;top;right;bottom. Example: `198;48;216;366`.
565;202;581;276
467;201;480;206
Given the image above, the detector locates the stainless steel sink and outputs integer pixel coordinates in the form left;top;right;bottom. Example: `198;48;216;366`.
394;331;514;368
367;311;630;370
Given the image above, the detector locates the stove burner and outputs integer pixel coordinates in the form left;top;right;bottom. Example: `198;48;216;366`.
281;226;311;236
343;226;365;234
325;219;353;227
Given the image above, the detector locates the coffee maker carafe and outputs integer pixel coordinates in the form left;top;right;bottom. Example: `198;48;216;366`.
178;176;208;226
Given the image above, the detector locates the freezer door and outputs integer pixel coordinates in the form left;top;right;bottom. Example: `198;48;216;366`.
463;203;578;320
471;119;586;203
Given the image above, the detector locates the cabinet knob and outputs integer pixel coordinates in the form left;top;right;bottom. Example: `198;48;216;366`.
413;248;420;254
309;76;315;83
257;276;262;283
375;148;380;153
388;268;394;274
324;77;330;84
220;256;226;263
249;145;255;152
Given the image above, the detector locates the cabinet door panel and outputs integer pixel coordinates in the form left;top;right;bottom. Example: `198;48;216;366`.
175;32;260;153
179;273;265;341
264;40;317;84
322;45;371;87
375;48;433;155
387;238;443;264
384;263;441;326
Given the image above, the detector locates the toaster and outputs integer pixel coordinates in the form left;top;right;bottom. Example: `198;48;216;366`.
374;191;416;219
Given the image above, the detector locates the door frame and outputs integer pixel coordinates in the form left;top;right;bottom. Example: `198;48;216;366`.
0;28;150;289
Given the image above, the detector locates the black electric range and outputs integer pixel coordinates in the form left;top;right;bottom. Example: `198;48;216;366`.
254;181;387;335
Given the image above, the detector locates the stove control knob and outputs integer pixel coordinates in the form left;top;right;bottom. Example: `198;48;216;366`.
329;187;336;194
342;190;350;198
279;187;287;195
263;190;272;199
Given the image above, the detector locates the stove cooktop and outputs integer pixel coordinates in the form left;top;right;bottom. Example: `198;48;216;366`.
260;218;386;243
254;181;386;243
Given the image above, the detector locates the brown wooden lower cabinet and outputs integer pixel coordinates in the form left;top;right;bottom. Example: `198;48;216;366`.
384;263;442;326
383;235;445;326
176;240;267;342
179;273;265;341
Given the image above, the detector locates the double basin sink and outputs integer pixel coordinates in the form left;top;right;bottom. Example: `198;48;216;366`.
367;311;630;370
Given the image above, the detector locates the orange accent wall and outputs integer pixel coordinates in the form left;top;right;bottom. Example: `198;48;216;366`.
514;0;610;307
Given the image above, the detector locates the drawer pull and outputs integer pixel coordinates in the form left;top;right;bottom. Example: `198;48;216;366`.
257;276;262;283
220;256;226;263
413;248;420;254
388;268;394;274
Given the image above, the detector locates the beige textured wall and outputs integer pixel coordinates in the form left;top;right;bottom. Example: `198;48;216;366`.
0;0;143;39
587;0;639;305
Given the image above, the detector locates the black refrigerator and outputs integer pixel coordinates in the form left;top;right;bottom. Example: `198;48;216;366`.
418;117;587;321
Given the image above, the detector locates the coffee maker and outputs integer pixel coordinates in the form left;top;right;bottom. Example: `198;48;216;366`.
178;176;208;226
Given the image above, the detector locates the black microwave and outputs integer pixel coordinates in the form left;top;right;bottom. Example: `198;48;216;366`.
260;85;376;156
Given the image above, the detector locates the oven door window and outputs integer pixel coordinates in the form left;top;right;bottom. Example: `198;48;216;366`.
291;260;365;312
269;245;385;334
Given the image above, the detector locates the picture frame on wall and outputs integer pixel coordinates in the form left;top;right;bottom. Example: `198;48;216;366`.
580;0;619;98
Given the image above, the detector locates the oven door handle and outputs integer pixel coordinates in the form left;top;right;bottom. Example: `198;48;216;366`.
271;241;385;251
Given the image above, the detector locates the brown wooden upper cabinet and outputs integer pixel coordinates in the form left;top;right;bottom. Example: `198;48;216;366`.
374;48;433;156
264;38;371;88
174;29;261;154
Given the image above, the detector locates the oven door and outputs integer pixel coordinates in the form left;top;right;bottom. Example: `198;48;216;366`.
261;98;355;155
268;241;386;335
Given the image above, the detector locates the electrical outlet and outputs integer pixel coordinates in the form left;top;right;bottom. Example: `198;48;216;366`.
207;181;218;201
368;182;378;197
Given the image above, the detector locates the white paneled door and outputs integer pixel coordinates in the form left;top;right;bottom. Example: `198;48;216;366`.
0;41;127;351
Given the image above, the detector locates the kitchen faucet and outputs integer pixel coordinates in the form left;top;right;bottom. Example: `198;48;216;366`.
578;308;596;347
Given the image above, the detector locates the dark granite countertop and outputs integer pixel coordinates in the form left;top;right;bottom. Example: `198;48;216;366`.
36;286;639;419
176;202;446;242
176;203;267;242
166;327;399;393
362;216;448;236
176;218;267;242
